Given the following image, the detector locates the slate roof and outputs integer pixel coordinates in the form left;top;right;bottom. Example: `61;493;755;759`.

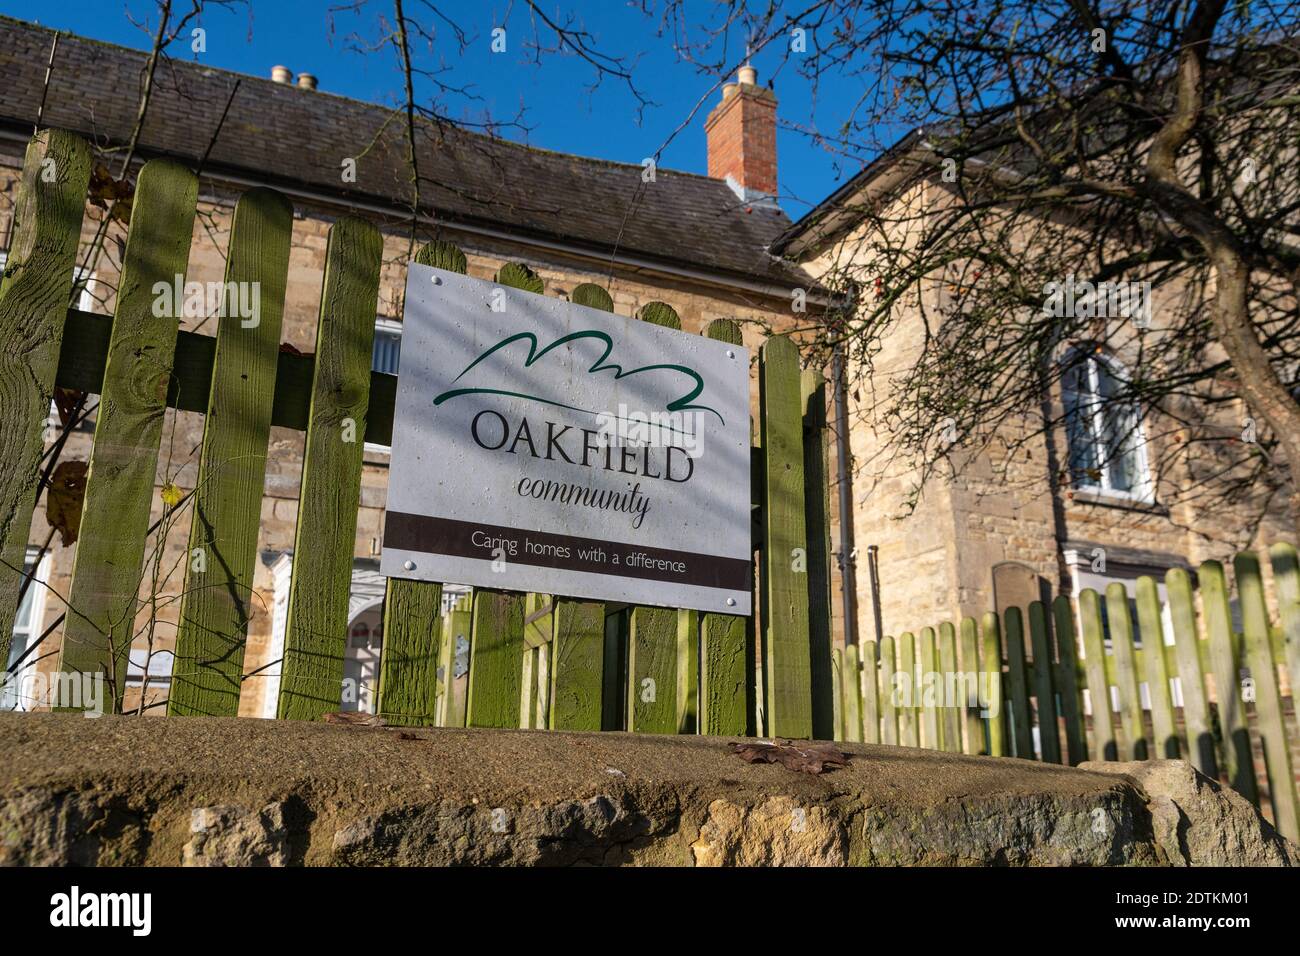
0;16;804;287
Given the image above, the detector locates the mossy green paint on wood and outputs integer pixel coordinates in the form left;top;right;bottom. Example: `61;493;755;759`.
919;626;940;749
0;129;91;655
879;635;898;745
759;336;813;738
1051;596;1088;764
377;577;443;726
378;240;469;725
1200;560;1258;803
959;617;983;755
841;641;862;742
1078;589;1116;761
1002;609;1033;759
1166;568;1217;777
465;589;524;728
571;282;613;311
550;599;604;730
698;318;751;737
1234;552;1298;840
168;188;293;716
1104;583;1147;761
979;614;1005;757
1135;576;1178;760
801;368;835;741
1269;544;1300;718
624;300;682;735
276;218;382;720
897;631;918;747
60;159;198;708
937;623;961;753
861;639;880;744
1026;603;1061;763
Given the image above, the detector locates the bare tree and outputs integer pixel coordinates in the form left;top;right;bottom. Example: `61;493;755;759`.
660;0;1300;539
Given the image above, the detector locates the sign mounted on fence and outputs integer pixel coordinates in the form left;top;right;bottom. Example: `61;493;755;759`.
381;265;753;614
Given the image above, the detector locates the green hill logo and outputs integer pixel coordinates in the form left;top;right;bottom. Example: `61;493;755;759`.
432;329;724;426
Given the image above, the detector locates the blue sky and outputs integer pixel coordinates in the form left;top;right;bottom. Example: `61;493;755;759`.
1;0;874;216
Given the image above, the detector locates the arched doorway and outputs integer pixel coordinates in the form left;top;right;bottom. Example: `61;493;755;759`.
342;602;383;713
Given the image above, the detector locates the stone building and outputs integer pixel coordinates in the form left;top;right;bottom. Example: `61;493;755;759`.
0;18;814;716
775;140;1296;648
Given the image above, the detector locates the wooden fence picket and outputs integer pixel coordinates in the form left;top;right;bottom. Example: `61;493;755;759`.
1200;560;1258;804
618;301;687;734
1077;589;1116;761
675;608;699;734
802;368;836;740
1051;596;1088;763
377;577;442;726
168;188;293;716
898;630;918;746
879;635;898;745
376;240;468;726
919;626;940;749
465;588;524;727
61;159;198;709
0;129;91;655
936;622;960;753
758;336;813;738
443;595;472;727
1003;608;1033;759
959;617;983;755
1105;582;1147;761
1166;568;1218;777
980;613;1005;756
698;318;751;736
274;217;382;720
531;278;613;732
841;640;862;742
862;638;880;744
1136;576;1179;759
1026;603;1060;763
1234;552;1299;840
1267;543;1300;722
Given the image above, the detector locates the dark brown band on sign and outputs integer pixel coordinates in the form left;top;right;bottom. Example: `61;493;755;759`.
383;511;751;593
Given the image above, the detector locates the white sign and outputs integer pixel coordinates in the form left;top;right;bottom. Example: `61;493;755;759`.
381;265;752;615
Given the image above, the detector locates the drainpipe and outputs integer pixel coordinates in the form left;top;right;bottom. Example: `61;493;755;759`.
832;331;859;652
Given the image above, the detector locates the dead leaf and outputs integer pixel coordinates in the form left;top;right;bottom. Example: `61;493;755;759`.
320;711;387;727
160;482;184;508
728;739;851;775
46;460;88;546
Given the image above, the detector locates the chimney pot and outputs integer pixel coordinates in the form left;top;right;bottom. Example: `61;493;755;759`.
296;72;318;91
271;65;292;85
705;65;778;200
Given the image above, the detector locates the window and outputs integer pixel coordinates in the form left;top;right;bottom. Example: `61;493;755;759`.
3;549;51;711
1062;348;1150;499
366;319;403;453
372;319;402;376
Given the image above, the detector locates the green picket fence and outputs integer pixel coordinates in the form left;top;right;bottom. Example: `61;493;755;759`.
0;128;837;738
835;553;1300;842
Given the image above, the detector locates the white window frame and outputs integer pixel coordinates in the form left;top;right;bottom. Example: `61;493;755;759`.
1063;349;1153;503
365;318;403;455
3;547;52;711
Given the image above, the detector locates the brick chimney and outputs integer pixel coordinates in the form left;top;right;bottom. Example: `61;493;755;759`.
705;64;777;202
